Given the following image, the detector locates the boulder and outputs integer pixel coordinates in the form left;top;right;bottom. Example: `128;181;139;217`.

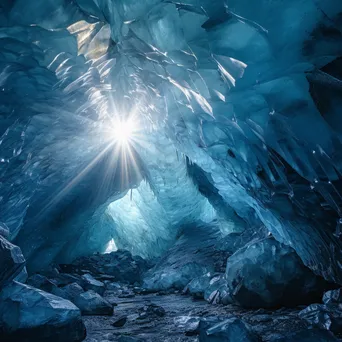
106;282;122;291
204;274;232;305
81;273;105;295
144;262;210;291
225;237;326;308
60;250;150;284
137;303;166;320
215;232;246;255
199;317;258;342
14;266;28;283
112;315;128;327
0;281;86;342
299;304;342;334
27;274;63;295
323;289;342;305
73;290;113;316
25;276;112;316
0;236;26;288
53;273;82;287
184;272;219;299
60;282;85;301
143;223;224;291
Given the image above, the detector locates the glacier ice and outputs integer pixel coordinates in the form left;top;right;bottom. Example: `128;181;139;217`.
224;237;327;308
0;281;86;341
0;0;341;290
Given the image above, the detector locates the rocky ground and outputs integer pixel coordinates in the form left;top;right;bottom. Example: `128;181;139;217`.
2;233;342;342
83;289;320;342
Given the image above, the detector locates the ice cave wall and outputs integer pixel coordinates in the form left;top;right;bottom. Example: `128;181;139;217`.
0;0;342;282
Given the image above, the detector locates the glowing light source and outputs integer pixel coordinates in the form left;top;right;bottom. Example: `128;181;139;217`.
104;238;118;254
112;118;137;145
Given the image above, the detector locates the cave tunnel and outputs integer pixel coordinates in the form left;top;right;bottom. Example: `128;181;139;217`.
1;0;342;341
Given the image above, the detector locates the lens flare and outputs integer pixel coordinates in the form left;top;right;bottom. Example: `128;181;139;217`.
113;118;137;145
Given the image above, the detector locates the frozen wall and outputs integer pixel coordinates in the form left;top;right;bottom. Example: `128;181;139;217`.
0;0;342;282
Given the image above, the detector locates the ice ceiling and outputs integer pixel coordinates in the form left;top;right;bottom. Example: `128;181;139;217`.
1;0;342;283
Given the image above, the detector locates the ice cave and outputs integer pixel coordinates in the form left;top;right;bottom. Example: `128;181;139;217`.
1;0;342;341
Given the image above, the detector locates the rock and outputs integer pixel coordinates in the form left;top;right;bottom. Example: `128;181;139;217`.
143;260;211;291
118;292;135;298
299;304;342;334
14;266;28;283
225;237;326;308
59;250;150;284
73;290;113;316
142;223;224;291
270;328;339;341
323;289;342;305
112;315;128;327
204;274;232;305
53;273;82;287
26;280;112;317
199;317;258;342
96;274;117;281
0;236;26;288
26;276;87;305
60;283;85;301
106;282;122;291
81;273;105;295
27;274;63;297
215;232;246;254
38;264;61;278
0;281;86;341
184;272;219;299
137;303;166;319
27;274;55;290
174;316;201;335
248;314;272;323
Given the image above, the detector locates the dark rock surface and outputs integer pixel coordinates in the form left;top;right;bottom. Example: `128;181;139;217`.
0;235;26;288
324;289;342;305
142;223;230;291
82;291;318;342
299;303;342;334
0;281;86;342
112;315;128;327
14;266;28;283
60;282;85;301
204;274;232;305
184;272;220;299
81;273;106;296
26;272;113;317
137;303;166;319
198;316;258;342
225;237;328;308
27;273;64;295
74;290;113;316
60;250;150;284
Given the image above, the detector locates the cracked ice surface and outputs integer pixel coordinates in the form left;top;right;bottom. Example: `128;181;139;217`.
0;1;342;282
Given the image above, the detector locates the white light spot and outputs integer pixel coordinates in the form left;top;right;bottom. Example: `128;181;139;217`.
113;118;137;145
104;238;117;254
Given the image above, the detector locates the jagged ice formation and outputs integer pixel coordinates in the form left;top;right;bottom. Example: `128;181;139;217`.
0;0;342;287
